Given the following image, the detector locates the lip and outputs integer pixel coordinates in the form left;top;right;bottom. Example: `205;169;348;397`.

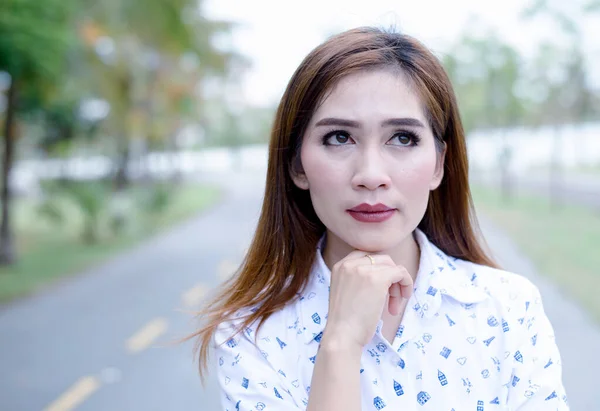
348;203;394;213
346;203;396;223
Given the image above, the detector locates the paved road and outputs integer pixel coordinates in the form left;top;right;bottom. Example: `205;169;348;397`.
0;171;265;411
1;169;597;410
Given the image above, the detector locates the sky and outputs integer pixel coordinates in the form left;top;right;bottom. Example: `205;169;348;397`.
204;0;599;107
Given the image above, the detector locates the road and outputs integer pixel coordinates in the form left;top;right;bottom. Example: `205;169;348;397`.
1;168;597;410
0;171;265;411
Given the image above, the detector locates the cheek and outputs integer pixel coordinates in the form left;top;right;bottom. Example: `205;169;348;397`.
301;146;346;191
394;153;438;193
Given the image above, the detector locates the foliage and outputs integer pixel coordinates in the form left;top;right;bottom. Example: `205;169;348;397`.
0;0;77;104
443;2;599;134
137;183;172;215
37;180;110;243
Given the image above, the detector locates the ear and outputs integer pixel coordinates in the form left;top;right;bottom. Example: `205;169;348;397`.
429;142;447;191
290;158;310;190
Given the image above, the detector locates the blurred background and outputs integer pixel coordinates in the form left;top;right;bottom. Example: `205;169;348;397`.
0;0;598;410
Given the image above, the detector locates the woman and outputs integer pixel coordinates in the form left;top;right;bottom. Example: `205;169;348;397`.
190;27;569;410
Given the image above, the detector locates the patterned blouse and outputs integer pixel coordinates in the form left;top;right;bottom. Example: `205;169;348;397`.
214;229;569;410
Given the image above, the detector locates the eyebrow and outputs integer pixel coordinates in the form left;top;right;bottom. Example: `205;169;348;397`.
313;117;425;128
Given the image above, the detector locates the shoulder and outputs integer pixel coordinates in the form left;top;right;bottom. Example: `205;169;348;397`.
457;258;545;317
469;261;541;301
214;299;304;359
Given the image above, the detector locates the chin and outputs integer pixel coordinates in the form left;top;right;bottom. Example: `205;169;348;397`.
344;229;405;253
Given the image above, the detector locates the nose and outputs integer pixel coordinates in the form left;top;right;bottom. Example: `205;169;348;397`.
350;145;392;191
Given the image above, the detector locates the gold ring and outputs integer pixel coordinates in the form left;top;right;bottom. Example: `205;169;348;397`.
365;254;375;265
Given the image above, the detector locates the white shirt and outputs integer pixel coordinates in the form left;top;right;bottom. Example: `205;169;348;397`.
214;229;569;410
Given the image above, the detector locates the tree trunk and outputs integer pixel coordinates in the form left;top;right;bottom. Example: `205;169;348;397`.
0;78;17;265
114;141;130;191
114;74;132;191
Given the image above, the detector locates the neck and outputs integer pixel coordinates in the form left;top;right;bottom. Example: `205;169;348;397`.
321;230;421;282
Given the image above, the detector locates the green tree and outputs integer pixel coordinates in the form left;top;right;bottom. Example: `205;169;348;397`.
521;0;599;208
0;0;77;264
81;0;238;189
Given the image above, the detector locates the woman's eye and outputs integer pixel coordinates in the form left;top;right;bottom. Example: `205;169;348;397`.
323;131;352;145
390;132;419;146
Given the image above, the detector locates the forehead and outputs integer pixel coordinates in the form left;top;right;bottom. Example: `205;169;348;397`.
310;69;427;124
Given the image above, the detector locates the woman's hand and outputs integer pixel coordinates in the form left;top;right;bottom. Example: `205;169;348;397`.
322;250;413;351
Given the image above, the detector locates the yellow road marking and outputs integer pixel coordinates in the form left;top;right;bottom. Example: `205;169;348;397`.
125;317;168;354
43;375;100;411
182;283;208;308
218;260;239;281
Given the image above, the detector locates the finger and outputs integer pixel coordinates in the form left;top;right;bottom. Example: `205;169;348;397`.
388;283;402;315
340;251;395;267
386;267;413;288
400;282;413;300
386;267;413;300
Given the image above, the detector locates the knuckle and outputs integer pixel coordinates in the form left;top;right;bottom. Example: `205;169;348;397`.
339;260;353;271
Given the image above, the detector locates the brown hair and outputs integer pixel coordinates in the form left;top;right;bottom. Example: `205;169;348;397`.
187;26;497;381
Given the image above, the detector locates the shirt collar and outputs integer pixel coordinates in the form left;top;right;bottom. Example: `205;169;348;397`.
299;229;491;344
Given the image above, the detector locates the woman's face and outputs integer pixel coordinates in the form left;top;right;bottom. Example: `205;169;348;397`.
292;68;446;253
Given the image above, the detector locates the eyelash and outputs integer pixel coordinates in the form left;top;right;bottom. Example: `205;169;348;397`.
320;130;421;147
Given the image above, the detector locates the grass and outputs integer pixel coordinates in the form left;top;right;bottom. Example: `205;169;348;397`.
0;182;222;304
471;185;600;323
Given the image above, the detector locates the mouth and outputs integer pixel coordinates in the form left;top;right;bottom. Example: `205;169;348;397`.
347;203;394;213
346;203;396;223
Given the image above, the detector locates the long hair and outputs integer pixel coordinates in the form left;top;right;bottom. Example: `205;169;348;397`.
187;26;497;381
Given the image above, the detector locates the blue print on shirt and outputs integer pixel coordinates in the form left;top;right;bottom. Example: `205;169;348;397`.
417;391;431;405
438;370;448;386
483;336;495;346
440;347;452;359
512;375;520;387
394;380;404;396
276;337;286;349
514;351;523;363
427;286;438;296
373;396;386;409
311;313;321;324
